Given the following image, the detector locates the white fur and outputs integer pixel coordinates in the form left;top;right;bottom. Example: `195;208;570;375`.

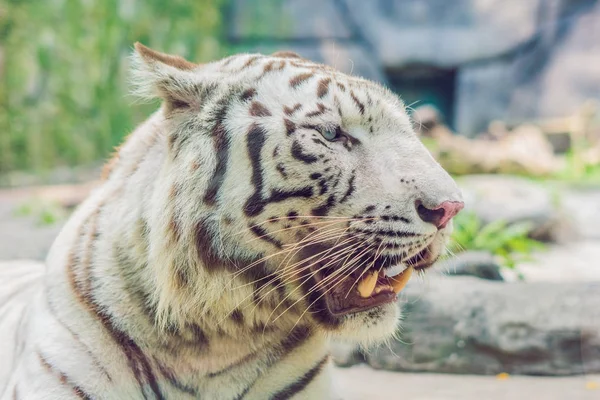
0;46;462;399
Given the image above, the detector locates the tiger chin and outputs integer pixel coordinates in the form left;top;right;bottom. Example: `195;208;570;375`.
0;43;463;399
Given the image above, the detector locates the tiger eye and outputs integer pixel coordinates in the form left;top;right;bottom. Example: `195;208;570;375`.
321;128;337;141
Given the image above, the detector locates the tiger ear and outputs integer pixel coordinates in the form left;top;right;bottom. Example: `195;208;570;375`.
131;42;201;111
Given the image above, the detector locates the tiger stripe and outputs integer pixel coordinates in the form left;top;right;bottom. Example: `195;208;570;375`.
37;350;92;400
269;355;329;400
67;207;164;400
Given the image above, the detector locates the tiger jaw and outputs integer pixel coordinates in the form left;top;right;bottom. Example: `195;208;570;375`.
297;241;437;319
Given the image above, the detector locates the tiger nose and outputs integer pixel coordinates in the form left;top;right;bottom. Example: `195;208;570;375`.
416;200;464;229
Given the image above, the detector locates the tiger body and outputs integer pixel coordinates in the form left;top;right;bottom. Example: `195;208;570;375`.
0;44;462;399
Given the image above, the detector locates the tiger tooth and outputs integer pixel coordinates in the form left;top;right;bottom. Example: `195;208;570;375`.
357;271;378;298
389;267;413;294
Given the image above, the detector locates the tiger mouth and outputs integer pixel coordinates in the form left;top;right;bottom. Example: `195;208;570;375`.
301;245;435;317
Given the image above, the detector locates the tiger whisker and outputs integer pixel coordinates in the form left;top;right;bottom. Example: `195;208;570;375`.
344;240;385;299
224;228;360;322
252;232;360;312
244;218;350;244
230;224;346;279
277;256;366;326
267;245;357;324
289;260;370;331
231;226;354;290
237;215;376;237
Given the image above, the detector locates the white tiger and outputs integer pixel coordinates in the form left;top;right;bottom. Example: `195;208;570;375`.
0;43;463;399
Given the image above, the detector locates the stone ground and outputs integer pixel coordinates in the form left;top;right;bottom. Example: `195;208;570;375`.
333;365;600;400
2;181;600;399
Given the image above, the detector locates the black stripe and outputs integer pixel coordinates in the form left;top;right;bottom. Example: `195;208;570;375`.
284;119;296;135
156;362;198;397
249;225;283;248
283;103;302;116
268;187;314;203
350;90;365;115
318;179;328;195
305;103;328;118
68;209;163;399
46;296;113;382
244;123;268;217
240;88;257;102
276;163;288;178
231;309;245;325
317;78;331;98
339;172;356;203
311;138;330;148
269;356;329;400
291;141;318;164
289;72;314;88
37;350;93;400
312;194;336;216
278;326;312;354
195;218;224;273
249;101;272;117
233;385;252;400
238;326;313;398
206;349;259;378
204;97;232;205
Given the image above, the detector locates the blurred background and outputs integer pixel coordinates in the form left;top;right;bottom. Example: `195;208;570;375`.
1;0;600;398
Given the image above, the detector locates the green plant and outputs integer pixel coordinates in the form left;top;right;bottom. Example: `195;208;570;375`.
1;0;227;174
449;211;545;270
14;199;67;226
552;148;600;186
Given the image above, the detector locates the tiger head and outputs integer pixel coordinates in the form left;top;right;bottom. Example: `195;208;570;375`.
131;44;463;345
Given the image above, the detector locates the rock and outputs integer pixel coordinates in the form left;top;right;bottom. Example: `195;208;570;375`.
458;175;567;241
437;251;504;281
344;0;541;68
516;240;600;283
454;1;600;134
364;277;600;375
431;126;560;177
561;189;600;240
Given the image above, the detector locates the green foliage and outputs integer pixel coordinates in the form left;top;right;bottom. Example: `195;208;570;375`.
14;199;67;226
0;0;227;173
553;148;600;186
449;211;545;270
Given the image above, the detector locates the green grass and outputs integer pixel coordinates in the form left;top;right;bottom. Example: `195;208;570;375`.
14;198;67;226
449;211;546;270
0;0;226;174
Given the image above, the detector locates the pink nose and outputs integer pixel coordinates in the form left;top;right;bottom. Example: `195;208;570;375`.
416;201;464;229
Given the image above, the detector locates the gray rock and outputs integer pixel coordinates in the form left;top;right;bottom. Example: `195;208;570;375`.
561;189;600;240
437;251;504;281
364;277;600;375
344;0;541;68
454;1;600;134
458;175;567;242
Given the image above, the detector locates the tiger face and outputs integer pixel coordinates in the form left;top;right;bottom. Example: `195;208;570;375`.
133;44;463;345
